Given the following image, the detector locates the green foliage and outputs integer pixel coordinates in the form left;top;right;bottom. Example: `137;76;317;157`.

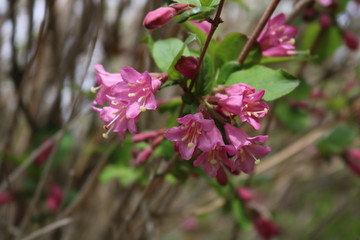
316;125;358;155
215;32;247;68
287;80;311;100
217;61;242;85
275;102;308;132
99;165;143;186
174;0;219;6
230;199;251;230
168;34;197;79
53;133;74;167
181;21;217;56
301;23;342;63
152;38;190;75
174;0;201;5
226;65;300;101
176;6;215;22
195;54;215;95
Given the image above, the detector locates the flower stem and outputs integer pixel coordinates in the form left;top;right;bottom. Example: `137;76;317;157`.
188;0;225;93
238;0;281;64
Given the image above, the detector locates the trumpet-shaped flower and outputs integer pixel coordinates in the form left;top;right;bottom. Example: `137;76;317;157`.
216;84;269;129
111;66;160;118
92;103;137;140
225;124;271;174
164;112;219;160
92;64;123;105
257;13;298;57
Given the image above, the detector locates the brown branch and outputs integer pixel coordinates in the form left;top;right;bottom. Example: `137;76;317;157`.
238;0;281;64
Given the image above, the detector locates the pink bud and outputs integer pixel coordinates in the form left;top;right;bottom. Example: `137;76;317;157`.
319;13;332;28
143;7;177;30
254;217;280;240
134;147;152;165
35;138;54;166
152;136;164;147
175;56;199;79
181;216;198;231
169;3;191;13
216;168;228;186
46;196;59;212
236;187;253;202
317;0;333;7
49;185;64;203
346;149;360;177
132;130;164;142
343;30;359;51
0;192;12;206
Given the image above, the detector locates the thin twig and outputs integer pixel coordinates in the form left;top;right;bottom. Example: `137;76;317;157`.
21;218;73;240
238;0;281;64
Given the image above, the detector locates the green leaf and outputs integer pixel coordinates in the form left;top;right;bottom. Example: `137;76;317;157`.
195;54;215;95
275;102;308;132
99;165;142;186
176;6;215;23
217;61;242;84
287;79;311;100
226;65;300;101
301;23;342;63
316;126;358;155
152;38;184;73
226;0;249;9
215;32;247;68
181;21;217;56
158;98;182;113
174;0;201;5
167;34;196;79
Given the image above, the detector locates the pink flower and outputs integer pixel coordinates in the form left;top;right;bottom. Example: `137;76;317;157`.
133;147;152;166
319;13;332;28
143;4;190;30
92;104;137;140
254;217;280;240
194;142;236;178
111;66;160;118
216;84;269;130
225;124;271;174
92;64;123;105
175;56;199;79
345;149;360;177
343;30;359;51
257;13;298;57
190;20;211;34
164;112;219;160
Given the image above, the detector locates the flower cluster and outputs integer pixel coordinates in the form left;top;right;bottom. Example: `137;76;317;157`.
92;65;166;140
257;13;298;57
164;84;271;178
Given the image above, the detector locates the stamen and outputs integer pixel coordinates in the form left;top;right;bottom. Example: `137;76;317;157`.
111;101;119;105
289;38;295;45
255;159;260;165
128;83;136;87
91;86;101;93
128;93;136;97
138;96;145;103
140;106;146;112
187;142;194;148
210;159;217;165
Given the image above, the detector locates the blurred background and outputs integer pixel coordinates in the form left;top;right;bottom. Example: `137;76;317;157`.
0;0;360;239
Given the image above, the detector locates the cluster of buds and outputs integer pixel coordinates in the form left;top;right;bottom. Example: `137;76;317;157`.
164;83;271;178
257;13;298;57
132;130;164;165
91;65;167;140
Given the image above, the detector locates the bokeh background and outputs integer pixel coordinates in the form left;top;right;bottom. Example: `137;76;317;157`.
0;0;360;239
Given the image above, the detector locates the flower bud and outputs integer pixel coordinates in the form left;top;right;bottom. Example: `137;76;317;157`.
132;130;164;142
35;138;54;166
343;30;359;51
236;187;253;202
175;56;199;79
319;13;332;28
190;20;211;34
143;7;177;30
216;168;228;186
134;147;152;165
345;149;360;177
169;3;191;13
253;217;280;240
